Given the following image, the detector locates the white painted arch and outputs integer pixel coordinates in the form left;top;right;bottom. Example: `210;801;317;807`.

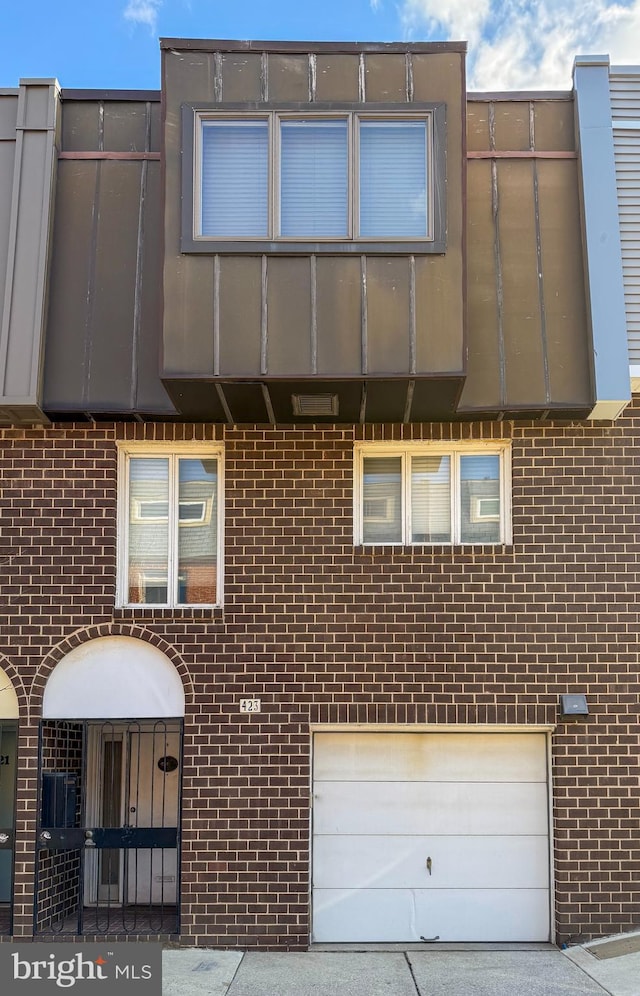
42;637;185;719
0;664;19;719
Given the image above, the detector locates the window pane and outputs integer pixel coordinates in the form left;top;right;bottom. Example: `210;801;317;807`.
201;121;268;237
411;455;451;543
280;120;348;237
460;454;501;543
362;457;402;543
128;458;169;604
177;458;218;605
359;120;427;237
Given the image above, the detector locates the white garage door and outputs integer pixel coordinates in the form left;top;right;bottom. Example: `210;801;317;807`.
312;731;551;943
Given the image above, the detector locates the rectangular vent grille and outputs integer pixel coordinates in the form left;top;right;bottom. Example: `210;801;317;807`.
292;394;339;416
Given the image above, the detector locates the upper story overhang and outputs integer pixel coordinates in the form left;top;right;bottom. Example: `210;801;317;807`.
4;39;625;425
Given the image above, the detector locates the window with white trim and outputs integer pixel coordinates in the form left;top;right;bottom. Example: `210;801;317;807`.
117;444;223;607
194;111;436;243
354;442;511;546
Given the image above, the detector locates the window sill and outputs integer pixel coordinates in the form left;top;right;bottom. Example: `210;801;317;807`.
354;543;514;557
114;605;224;621
181;237;446;255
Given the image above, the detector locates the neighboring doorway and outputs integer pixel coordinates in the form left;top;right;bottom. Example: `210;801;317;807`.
36;637;185;937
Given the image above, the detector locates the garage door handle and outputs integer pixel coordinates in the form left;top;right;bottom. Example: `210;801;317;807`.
426;856;432;875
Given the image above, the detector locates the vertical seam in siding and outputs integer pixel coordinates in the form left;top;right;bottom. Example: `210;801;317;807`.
309;54;316;102
361;255;368;376
532;159;551;405
491;157;506;410
261;255;268;375
83;162;102;407
213;255;220;376
214;52;223;103
262;53;269;102
130;158;147;410
98;102;104;153
409;255;416;375
310;255;318;375
406;54;414;103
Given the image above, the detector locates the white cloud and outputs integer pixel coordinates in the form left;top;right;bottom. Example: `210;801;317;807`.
123;0;163;34
400;0;640;90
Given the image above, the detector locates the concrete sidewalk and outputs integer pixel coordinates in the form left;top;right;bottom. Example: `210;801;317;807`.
162;942;638;995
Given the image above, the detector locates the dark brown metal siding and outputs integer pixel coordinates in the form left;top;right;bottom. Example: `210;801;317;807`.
161;42;467;417
43;99;173;416
460;97;592;414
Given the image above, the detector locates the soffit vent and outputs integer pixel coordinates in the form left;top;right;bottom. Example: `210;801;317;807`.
291;393;339;416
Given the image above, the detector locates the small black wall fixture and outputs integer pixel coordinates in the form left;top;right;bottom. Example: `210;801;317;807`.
560;694;589;719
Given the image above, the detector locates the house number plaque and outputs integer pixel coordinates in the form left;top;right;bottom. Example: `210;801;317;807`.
240;699;261;713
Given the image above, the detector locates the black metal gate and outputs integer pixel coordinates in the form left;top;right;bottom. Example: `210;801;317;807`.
35;719;182;936
0;721;17;935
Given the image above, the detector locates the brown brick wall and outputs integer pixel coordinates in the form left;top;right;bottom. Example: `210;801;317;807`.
1;409;640;946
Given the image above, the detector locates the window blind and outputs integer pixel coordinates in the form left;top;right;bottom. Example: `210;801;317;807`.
359;120;428;237
201;121;269;237
280;120;348;237
411;455;451;543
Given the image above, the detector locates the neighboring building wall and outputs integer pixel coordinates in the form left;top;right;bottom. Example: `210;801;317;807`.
610;67;640;384
2;416;640;945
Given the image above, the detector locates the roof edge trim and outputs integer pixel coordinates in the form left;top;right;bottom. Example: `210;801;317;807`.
160;38;467;54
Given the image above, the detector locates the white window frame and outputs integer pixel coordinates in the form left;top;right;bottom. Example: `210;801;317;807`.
194;110;434;243
354;441;512;546
117;442;224;608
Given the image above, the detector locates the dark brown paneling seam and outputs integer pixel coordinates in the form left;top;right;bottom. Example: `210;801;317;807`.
310;256;318;375
467;151;577;159
130;158;148;409
83;163;101;407
260;256;268;375
360;257;367;375
533;160;551;405
58;152;161;161
213;256;220;377
491;178;506;409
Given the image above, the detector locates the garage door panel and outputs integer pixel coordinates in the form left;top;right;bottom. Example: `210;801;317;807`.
312;887;550;943
314;780;549;835
313;834;550;890
312;731;551;943
314;732;547;782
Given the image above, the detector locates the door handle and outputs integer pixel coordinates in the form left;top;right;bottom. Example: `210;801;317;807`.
426;856;432;875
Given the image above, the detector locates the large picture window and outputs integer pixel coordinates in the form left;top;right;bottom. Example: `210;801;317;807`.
354;442;512;546
192;109;441;248
117;444;223;608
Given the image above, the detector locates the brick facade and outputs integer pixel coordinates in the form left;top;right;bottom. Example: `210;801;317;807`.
1;410;640;946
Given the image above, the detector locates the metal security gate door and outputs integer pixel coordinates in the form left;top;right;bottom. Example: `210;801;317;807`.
0;722;17;935
36;719;182;936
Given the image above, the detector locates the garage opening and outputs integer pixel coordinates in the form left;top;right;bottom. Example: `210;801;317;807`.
312;730;551;943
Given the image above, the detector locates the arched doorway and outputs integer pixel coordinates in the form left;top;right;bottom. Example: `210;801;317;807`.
0;665;18;935
36;637;185;937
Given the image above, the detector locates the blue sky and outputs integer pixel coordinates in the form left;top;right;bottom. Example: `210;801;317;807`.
3;0;640;91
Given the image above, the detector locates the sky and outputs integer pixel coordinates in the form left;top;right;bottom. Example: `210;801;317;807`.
2;0;640;92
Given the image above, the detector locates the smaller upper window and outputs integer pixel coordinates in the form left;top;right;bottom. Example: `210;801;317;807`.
354;442;511;546
189;107;444;251
117;443;223;609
